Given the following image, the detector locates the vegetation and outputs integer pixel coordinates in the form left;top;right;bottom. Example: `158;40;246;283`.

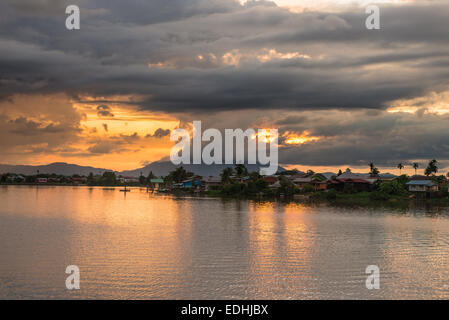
2;159;449;206
425;159;438;176
164;166;193;184
369;162;380;177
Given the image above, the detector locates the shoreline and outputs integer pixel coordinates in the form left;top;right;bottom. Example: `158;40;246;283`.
3;184;447;208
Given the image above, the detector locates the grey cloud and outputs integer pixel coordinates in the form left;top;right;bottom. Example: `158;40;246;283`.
2;0;449;167
146;128;171;138
0;2;448;114
97;105;114;117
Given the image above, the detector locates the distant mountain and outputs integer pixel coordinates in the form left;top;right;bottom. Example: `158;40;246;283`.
0;162;110;176
0;161;285;177
120;161;285;178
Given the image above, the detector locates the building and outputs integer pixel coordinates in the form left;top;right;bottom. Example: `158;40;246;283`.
293;177;312;190
150;178;164;190
292;173;333;191
406;176;438;193
202;176;221;191
119;176;140;184
377;173;398;182
70;177;87;185
328;172;377;192
37;178;48;183
263;176;279;186
182;178;202;189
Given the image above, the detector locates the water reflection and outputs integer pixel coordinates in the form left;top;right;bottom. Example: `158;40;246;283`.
0;185;448;299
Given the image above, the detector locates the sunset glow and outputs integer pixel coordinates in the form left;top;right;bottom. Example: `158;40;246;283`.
283;131;321;145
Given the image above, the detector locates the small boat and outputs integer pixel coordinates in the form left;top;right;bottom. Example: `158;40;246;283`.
119;186;130;192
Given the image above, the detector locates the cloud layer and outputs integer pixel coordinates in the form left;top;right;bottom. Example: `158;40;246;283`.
1;0;449;170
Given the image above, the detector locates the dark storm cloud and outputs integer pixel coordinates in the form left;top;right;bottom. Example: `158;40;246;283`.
0;1;448;113
275;110;449;167
2;0;449;167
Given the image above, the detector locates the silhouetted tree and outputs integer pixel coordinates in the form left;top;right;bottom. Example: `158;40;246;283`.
397;163;404;175
425;159;438;176
369;162;380;177
146;171;156;183
166;166;193;183
412;163;419;175
235;164;248;177
220;167;233;184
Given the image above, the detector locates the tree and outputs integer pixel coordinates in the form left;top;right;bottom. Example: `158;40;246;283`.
397;163;404;175
87;172;94;185
412;163;419;176
337;169;343;176
279;176;296;195
101;171;117;185
345;168;352;173
249;171;261;181
147;171;156;183
369;162;379;177
220;167;233;184
166;166;193;183
306;170;315;176
235;164;248;177
139;172;146;185
425;159;438;176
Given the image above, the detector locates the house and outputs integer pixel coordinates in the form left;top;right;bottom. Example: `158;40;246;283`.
329;172;377;192
261;175;278;187
377;173;397;182
293;177;313;190
14;175;25;183
119;176;140;184
70;177;87;185
202;176;222;191
150;178;164;190
406;176;438;193
37;178;48;183
269;181;281;189
292;173;332;191
182;178;202;189
328;178;375;192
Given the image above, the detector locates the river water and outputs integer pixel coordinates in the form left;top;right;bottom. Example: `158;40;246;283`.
0;185;448;299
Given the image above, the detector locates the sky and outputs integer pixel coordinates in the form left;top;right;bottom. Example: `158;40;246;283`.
1;0;449;174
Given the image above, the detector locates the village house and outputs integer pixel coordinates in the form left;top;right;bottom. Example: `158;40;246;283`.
293;177;313;190
263;175;279;186
406;176;438;193
329;172;377;192
202;176;222;191
181;177;202;189
119;176;140;184
70;177;87;185
150;178;164;190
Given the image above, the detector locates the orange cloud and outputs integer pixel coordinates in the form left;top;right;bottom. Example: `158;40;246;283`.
283;131;321;145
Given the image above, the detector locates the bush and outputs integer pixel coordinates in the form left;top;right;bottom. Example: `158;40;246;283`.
370;191;390;201
343;183;356;194
221;183;245;196
378;180;407;196
326;189;337;200
302;183;314;193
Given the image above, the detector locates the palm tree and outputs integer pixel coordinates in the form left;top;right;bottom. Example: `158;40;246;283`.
369;162;379;177
220;167;233;184
235;164;248;177
397;163;404;175
425;159;438;176
412;163;419;176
